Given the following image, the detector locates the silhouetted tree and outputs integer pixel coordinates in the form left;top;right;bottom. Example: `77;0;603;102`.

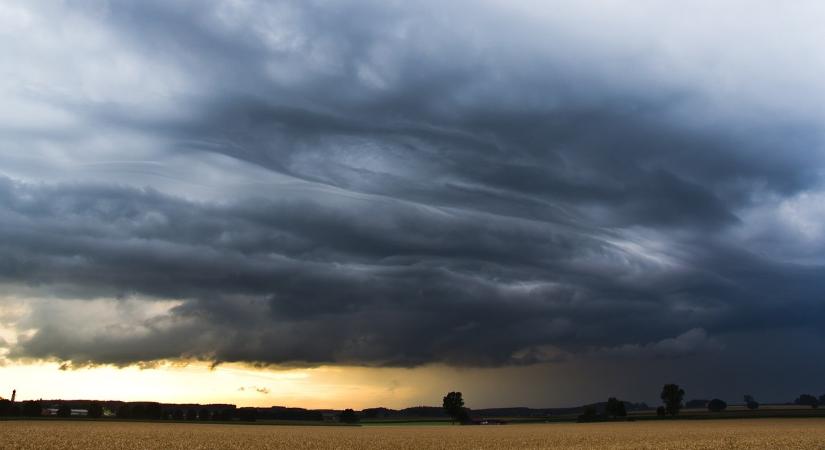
442;392;465;424
656;406;666;417
707;399;727;412
339;408;359;424
744;395;759;410
57;403;72;418
88;402;103;418
660;384;685;416
795;394;819;408
605;397;627;418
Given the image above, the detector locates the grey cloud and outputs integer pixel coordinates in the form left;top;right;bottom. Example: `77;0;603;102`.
1;0;825;390
594;328;723;360
74;0;820;235
3;175;825;368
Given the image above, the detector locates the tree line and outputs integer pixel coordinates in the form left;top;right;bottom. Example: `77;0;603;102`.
0;400;361;423
3;387;824;424
442;386;825;425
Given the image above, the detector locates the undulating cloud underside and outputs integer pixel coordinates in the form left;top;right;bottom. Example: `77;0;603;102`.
1;0;824;379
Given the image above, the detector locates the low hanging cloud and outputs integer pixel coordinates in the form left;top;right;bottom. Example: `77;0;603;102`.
594;328;723;360
0;0;824;380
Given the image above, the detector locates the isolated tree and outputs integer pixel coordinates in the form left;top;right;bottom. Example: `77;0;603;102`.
339;408;359;424
795;394;819;408
57;403;72;418
660;384;685;416
442;392;466;424
707;399;727;412
744;395;759;410
88;402;103;419
605;397;627;418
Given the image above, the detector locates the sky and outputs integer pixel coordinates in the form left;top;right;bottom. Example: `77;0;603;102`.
1;0;825;409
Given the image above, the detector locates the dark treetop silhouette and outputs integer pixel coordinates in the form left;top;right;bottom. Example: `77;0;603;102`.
661;384;685;416
442;392;467;424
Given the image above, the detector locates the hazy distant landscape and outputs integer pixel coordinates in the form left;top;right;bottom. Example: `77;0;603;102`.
5;384;825;448
3;385;825;424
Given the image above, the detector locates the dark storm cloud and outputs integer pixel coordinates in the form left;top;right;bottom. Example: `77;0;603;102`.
0;176;647;365
3;0;825;372
78;0;820;229
4;175;825;367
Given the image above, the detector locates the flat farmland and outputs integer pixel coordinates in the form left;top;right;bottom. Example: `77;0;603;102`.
2;418;825;449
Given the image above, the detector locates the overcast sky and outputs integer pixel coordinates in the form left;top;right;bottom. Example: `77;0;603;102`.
1;0;825;406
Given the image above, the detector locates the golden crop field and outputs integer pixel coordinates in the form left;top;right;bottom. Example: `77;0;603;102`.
2;419;825;449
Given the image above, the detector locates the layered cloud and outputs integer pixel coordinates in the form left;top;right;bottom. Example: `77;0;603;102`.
0;0;824;381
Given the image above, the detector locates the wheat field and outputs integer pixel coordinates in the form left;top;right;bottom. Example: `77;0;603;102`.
2;419;824;449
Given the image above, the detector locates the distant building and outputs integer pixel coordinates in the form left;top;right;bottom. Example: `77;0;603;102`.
42;407;88;417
